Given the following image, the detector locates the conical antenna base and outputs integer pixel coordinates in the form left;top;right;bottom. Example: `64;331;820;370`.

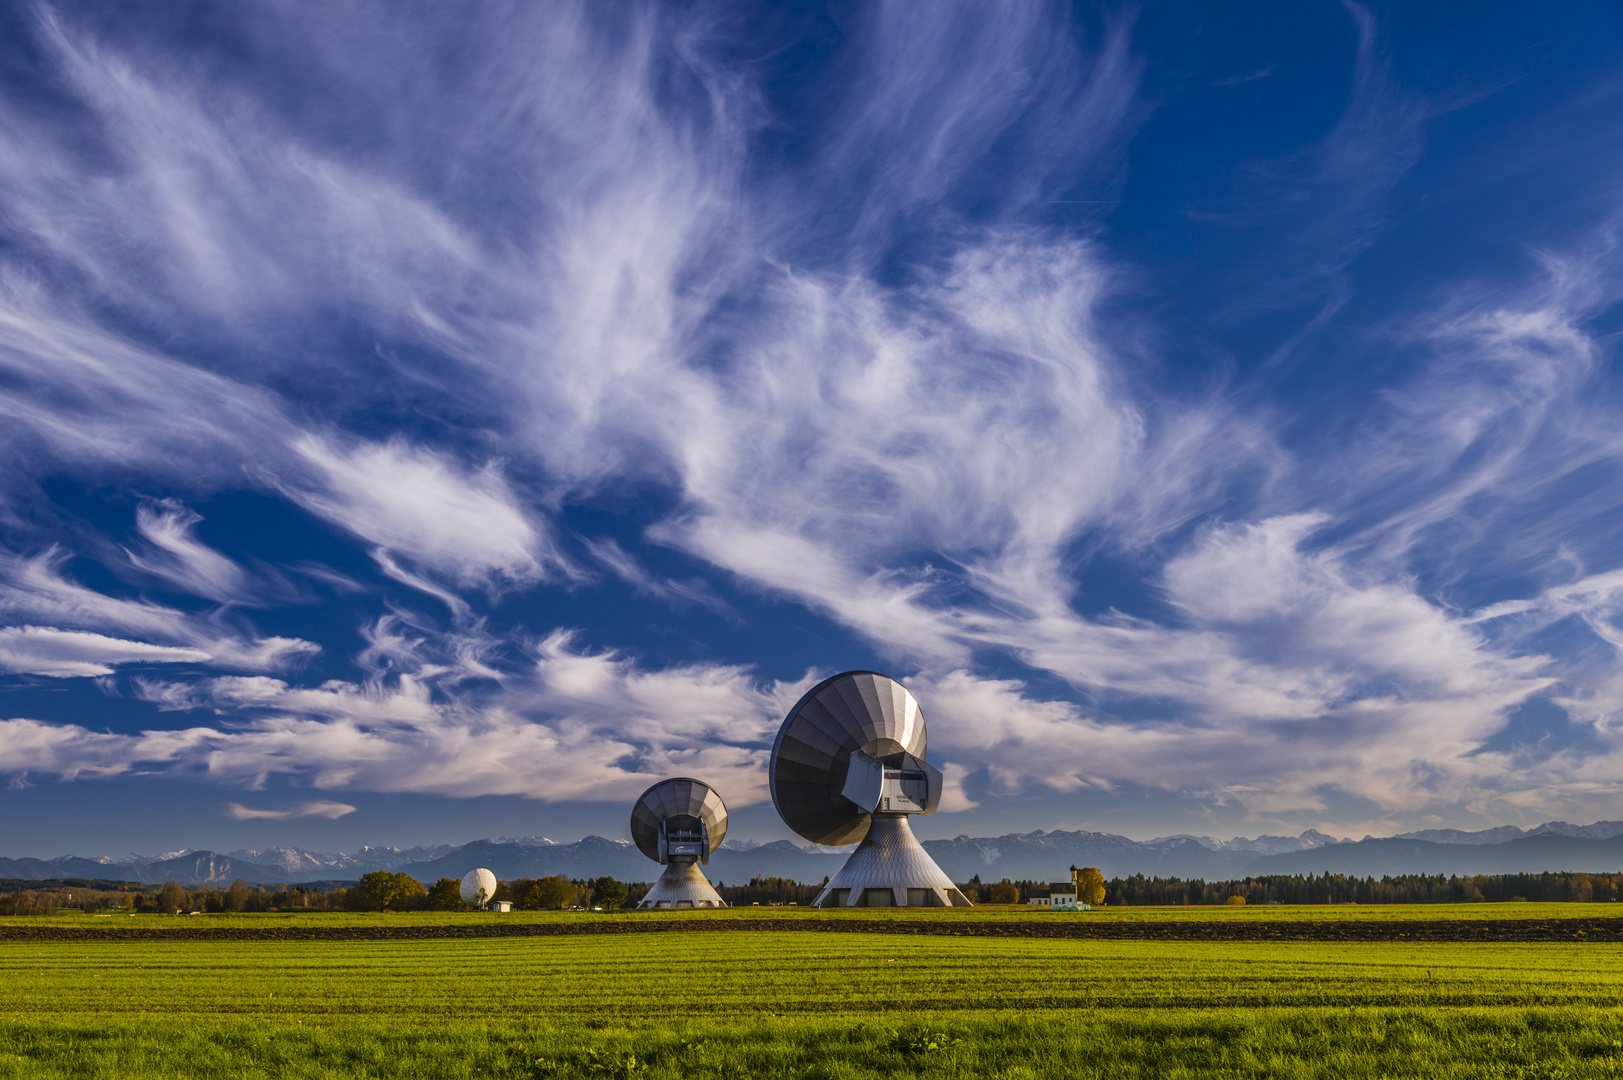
812;815;972;908
638;859;726;909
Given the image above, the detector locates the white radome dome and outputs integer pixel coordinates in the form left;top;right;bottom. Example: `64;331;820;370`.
460;868;497;906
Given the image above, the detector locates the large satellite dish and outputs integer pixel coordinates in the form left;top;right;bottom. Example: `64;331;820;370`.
770;671;970;908
630;777;729;909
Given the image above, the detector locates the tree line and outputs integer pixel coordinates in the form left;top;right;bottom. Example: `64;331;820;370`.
2;872;818;914
261;872;648;912
713;876;824;905
0;873;652;915
1103;871;1623;905
0;879;344;916
15;868;1620;915
937;870;1623;906
338;873;833;910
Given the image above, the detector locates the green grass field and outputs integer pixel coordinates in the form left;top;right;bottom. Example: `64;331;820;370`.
4;907;1623;1077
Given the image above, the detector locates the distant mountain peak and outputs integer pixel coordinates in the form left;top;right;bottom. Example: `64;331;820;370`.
1141;830;1344;856
119;849;196;865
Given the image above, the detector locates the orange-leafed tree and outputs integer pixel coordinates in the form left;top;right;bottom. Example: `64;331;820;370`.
1074;867;1106;906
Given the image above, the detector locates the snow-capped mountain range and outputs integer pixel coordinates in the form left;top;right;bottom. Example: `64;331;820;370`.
9;820;1623;886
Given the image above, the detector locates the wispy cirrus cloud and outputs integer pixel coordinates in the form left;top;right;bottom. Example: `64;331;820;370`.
288;435;571;590
582;537;732;615
125;500;258;605
0;626;210;678
0;8;559;603
0;547;317;673
3;626;799;804
1330;242;1623;582
227;800;356;821
808;1;1138;247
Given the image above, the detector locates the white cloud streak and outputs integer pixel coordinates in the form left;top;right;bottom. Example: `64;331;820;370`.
0;547;317;672
582;537;731;614
289;435;567;590
0;627;210;678
227;800;356;821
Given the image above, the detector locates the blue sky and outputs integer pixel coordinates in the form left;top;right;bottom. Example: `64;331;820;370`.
3;0;1623;858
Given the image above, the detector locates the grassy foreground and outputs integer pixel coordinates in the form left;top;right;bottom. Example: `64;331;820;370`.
4;912;1623;1076
3;1011;1619;1079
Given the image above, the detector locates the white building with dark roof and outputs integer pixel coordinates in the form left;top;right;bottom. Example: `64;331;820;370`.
1027;881;1078;906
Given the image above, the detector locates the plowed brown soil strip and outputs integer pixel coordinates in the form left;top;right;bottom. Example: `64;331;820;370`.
3;917;1621;943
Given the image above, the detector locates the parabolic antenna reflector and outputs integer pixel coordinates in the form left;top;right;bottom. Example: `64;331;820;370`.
630;777;729;909
768;670;969;908
770;670;934;846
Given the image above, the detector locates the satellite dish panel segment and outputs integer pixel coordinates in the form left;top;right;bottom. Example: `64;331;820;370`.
841;748;885;813
918;755;944;815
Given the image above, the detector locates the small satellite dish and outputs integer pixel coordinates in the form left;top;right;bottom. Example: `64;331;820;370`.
769;670;970;908
631;777;728;909
460;868;497;908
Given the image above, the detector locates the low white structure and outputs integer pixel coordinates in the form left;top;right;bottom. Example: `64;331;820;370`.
460;867;497;908
1028;882;1078;906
